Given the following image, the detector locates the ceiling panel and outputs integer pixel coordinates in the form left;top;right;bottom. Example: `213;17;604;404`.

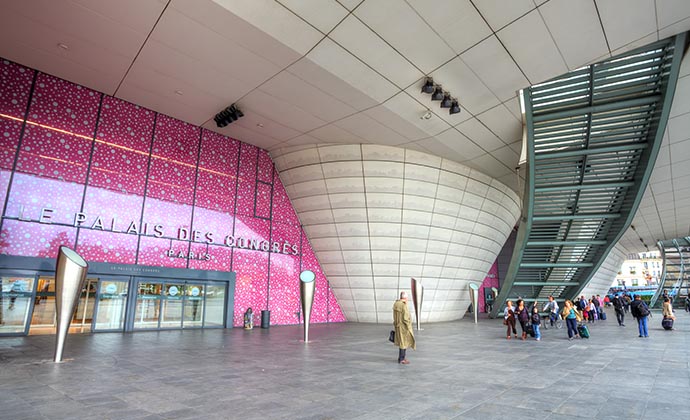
656;0;690;30
259;69;357;122
336;0;363;12
407;0;493;55
461;36;528;102
475;105;521;145
305;37;399;105
226;110;302;142
211;0;323;55
307;123;365;143
497;10;568;85
149;7;283;87
597;0;656;51
272;133;323;149
666;111;690;143
205;120;283;150
116;52;225;124
669;76;690;118
328;15;423;88
172;0;301;67
670;139;690;163
429;56;501;116
429;128;485;161
0;0;164;94
353;0;456;74
240;88;328;133
539;0;609;70
472;0;535;31
287;57;377;111
374;92;450;138
278;0;349;34
456;118;505;152
333;113;407;145
658;16;690;41
490;144;520;170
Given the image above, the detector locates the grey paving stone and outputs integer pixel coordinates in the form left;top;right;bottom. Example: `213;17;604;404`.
0;309;688;419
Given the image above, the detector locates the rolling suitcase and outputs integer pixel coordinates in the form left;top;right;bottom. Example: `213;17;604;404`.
662;317;674;330
600;312;607;320
577;323;590;338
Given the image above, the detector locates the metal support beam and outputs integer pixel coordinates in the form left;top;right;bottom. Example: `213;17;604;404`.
519;262;593;268
513;282;581;287
535;182;634;193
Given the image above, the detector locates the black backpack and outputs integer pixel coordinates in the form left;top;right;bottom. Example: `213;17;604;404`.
638;303;650;317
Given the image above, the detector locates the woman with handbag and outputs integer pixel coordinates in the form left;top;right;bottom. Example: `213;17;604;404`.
562;300;580;340
504;300;517;339
515;299;530;340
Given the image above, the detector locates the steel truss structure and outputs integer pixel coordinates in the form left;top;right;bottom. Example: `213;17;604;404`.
490;33;689;317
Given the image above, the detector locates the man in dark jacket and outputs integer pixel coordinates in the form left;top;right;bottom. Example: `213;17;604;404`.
612;294;625;326
630;294;650;338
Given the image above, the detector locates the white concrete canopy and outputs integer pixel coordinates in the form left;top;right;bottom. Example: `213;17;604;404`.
2;1;690;319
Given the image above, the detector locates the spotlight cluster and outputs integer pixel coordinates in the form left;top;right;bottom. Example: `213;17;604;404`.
214;104;244;128
421;78;460;115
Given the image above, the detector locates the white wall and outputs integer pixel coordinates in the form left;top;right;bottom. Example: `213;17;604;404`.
272;144;521;323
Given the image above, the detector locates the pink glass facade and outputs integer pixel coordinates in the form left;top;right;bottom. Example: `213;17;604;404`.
0;58;345;326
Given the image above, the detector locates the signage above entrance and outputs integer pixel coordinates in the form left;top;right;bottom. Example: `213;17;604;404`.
9;206;300;258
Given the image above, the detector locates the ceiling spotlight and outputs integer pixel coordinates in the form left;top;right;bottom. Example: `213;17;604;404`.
57;43;69;50
214;103;244;128
421;78;435;94
440;93;452;108
431;86;444;101
420;110;432;120
449;100;461;115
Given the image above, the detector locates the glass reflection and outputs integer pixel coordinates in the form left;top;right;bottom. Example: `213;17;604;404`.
134;282;161;329
0;276;35;334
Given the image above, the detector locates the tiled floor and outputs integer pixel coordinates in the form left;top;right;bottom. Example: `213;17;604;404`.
1;308;689;420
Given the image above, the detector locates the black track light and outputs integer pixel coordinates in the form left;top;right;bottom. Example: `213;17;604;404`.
431;86;444;101
449;100;461;115
421;78;435;94
214;103;244;128
440;93;452;108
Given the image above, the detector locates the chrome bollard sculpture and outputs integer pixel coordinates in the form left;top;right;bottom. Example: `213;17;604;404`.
469;282;479;324
411;278;424;331
54;246;88;363
299;270;316;342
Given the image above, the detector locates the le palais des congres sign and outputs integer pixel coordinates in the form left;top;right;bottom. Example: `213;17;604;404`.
9;206;300;261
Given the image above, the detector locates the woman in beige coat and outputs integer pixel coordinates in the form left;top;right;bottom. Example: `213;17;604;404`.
393;291;416;364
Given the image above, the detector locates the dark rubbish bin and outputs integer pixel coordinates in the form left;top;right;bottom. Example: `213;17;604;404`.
261;310;270;329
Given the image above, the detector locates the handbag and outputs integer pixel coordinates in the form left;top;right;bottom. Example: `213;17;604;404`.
502;319;507;325
388;330;395;343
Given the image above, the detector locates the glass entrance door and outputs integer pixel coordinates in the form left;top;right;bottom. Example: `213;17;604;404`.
29;276;56;334
183;284;204;328
94;279;128;331
160;283;184;329
0;275;35;335
72;279;97;333
29;276;98;335
134;282;162;330
132;279;227;330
